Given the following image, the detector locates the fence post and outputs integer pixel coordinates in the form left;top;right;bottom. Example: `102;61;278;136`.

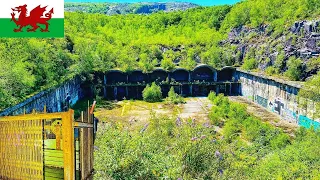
62;109;75;180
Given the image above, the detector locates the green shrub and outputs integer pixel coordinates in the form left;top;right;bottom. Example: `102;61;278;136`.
274;51;285;71
284;57;302;81
182;142;222;177
228;102;248;120
212;93;229;106
270;132;290;149
306;57;320;72
242;117;262;141
209;106;224;126
161;57;176;71
165;87;185;104
242;58;257;70
265;66;279;76
208;91;217;101
223;119;241;142
142;82;163;102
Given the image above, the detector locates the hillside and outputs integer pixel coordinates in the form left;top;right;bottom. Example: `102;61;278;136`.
64;2;198;15
0;0;320;111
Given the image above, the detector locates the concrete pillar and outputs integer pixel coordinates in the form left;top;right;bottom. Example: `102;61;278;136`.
126;86;129;98
252;75;255;102
216;85;219;94
103;87;107;99
225;84;227;95
136;87;139;99
103;75;107;99
229;83;232;95
114;87;118;100
232;71;236;82
214;71;218;82
180;85;182;95
189;85;193;96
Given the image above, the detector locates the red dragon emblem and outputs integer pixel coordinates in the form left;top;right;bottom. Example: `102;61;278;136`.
11;4;54;32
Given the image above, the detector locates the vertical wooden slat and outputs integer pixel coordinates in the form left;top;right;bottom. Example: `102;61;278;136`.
62;109;75;180
84;128;90;179
80;127;85;179
88;126;94;175
79;109;95;180
0;118;43;179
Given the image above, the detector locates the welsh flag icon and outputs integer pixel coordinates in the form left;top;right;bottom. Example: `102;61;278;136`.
0;0;64;38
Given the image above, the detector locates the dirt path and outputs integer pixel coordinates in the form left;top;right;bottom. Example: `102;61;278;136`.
95;98;213;129
95;97;297;135
228;96;298;135
179;97;212;121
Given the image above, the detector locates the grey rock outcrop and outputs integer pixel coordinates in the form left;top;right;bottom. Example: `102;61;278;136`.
223;19;320;80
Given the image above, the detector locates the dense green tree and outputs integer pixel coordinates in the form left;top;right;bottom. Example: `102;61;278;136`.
284;57;303;81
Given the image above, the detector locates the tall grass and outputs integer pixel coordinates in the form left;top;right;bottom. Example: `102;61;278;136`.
94;93;320;179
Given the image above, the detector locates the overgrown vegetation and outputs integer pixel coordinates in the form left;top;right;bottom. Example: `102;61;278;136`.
94;93;320;179
1;0;320;110
298;72;320;119
284;57;303;81
142;82;163;103
165;87;185;104
65;2;198;15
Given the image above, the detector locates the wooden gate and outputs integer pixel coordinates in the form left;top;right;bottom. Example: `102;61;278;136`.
0;108;94;180
74;106;95;180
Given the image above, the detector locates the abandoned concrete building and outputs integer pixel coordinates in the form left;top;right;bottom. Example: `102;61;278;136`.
0;64;319;130
100;65;240;100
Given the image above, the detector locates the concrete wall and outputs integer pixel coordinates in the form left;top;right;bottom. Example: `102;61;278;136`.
235;70;320;130
0;77;84;116
102;66;239;100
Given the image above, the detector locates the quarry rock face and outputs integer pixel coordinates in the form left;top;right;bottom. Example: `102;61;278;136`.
224;19;320;80
291;20;320;34
65;2;198;15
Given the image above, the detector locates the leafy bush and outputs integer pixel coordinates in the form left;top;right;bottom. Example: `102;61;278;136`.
142;82;163;102
165;87;185;104
242;58;258;71
284;57;302;80
298;72;320;118
209;106;224;126
212;93;229;107
265;66;279;76
208;91;216;101
161;57;176;71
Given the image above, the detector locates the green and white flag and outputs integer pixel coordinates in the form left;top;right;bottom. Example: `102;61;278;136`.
0;0;64;38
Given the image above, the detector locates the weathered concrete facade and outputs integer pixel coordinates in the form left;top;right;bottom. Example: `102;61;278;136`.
0;77;85;116
235;70;320;129
1;64;318;130
100;65;240;100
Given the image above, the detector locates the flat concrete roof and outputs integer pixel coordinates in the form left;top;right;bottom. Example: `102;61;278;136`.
236;68;304;89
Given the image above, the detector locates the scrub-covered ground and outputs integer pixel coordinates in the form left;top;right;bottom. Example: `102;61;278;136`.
93;95;320;179
94;97;212;130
